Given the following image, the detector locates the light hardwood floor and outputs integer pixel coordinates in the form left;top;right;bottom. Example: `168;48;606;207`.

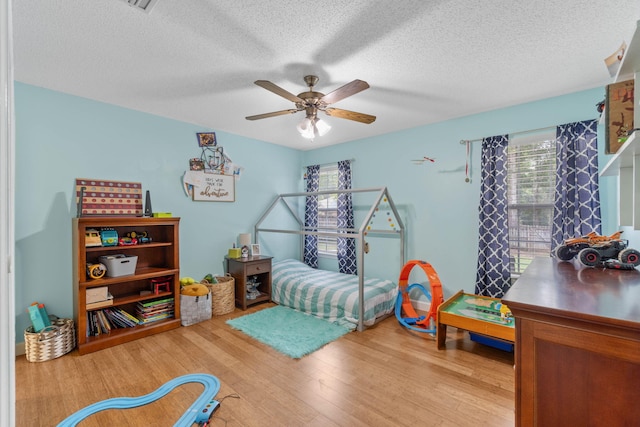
16;303;514;426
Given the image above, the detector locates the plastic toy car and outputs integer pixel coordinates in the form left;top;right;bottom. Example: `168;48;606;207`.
85;229;102;247
127;231;151;244
118;236;138;246
554;231;640;268
100;228;118;247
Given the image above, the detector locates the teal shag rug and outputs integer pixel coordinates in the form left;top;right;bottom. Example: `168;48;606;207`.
226;305;351;359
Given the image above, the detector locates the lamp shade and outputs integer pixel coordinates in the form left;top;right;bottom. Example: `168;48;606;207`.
297;117;315;139
239;233;251;247
314;118;331;136
297;116;331;140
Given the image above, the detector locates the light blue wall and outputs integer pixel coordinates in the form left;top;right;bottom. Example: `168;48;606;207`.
304;87;619;296
14;82;623;343
14;83;301;340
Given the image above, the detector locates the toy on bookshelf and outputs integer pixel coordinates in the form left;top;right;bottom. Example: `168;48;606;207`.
86;263;106;280
100;228;118;246
85;229;102;247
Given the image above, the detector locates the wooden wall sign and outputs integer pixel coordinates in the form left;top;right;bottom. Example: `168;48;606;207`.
605;79;634;154
192;173;235;202
75;178;143;216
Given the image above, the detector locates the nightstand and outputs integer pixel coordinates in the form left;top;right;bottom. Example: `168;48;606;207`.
225;255;273;310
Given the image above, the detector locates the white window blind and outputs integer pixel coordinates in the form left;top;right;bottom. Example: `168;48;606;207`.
317;164;339;256
507;130;556;275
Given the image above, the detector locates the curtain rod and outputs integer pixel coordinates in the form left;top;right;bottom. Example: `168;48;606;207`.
303;158;356;169
459;125;556;144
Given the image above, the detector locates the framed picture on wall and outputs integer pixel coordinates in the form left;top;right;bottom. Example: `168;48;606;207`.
251;244;260;256
196;132;217;147
192;172;235;202
189;158;204;171
605;79;634;154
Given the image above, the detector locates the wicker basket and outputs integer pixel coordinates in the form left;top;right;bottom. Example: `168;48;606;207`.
203;274;235;315
24;318;76;362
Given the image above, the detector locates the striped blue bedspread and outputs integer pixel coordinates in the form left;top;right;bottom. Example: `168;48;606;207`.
271;259;398;329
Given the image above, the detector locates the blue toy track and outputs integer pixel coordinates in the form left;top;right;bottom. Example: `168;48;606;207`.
395;282;437;334
57;373;221;427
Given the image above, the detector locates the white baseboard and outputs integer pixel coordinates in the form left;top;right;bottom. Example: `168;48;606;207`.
412;299;431;312
15;342;24;357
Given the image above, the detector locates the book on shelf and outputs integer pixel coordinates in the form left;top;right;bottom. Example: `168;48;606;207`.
87;311;108;336
136;297;175;324
96;310;111;334
86;307;140;336
103;307;139;328
137;297;175;308
136;302;174;315
114;307;140;325
103;309;129;329
137;312;173;324
86;292;114;310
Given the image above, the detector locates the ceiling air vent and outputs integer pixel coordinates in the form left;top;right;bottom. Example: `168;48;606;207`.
119;0;159;14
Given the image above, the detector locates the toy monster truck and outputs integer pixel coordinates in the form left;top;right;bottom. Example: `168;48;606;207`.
554;231;640;268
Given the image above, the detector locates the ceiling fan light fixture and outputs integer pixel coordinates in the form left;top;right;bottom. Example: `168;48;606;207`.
297;117;331;140
248;75;373;142
297;117;315;139
314;118;331;136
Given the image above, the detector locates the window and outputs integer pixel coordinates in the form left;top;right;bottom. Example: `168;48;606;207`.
507;132;556;275
317;164;339;256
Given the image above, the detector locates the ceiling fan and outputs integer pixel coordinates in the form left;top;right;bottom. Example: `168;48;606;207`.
245;75;376;139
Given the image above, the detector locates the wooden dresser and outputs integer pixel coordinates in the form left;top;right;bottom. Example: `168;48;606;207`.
502;257;640;427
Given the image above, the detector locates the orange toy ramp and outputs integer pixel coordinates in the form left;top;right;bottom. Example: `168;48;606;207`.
396;259;445;333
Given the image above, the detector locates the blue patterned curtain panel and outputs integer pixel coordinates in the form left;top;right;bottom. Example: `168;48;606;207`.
551;119;601;250
337;160;356;275
475;134;511;298
304;165;320;268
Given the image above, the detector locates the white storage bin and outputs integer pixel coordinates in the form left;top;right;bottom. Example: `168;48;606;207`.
98;254;138;277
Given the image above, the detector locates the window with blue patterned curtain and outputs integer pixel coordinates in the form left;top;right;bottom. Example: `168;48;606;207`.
304;161;356;275
476;120;600;297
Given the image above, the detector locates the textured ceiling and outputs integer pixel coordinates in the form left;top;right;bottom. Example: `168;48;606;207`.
12;1;640;150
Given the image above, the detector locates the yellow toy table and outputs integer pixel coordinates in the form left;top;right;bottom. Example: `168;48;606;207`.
436;290;514;350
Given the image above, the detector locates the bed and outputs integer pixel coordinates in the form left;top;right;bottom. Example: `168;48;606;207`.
272;258;398;330
255;187;405;331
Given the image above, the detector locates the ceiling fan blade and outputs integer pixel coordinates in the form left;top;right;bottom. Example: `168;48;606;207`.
254;80;305;103
320;79;370;105
324;107;376;124
245;109;299;121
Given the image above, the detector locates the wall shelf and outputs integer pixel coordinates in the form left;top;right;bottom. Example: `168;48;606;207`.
600;20;640;229
601;132;640;176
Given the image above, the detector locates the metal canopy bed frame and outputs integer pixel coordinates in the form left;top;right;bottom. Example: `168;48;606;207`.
254;187;405;331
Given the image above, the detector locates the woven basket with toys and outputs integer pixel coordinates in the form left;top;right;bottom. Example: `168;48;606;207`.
201;274;235;316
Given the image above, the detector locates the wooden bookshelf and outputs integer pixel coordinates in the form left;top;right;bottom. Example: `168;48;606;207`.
72;217;181;355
